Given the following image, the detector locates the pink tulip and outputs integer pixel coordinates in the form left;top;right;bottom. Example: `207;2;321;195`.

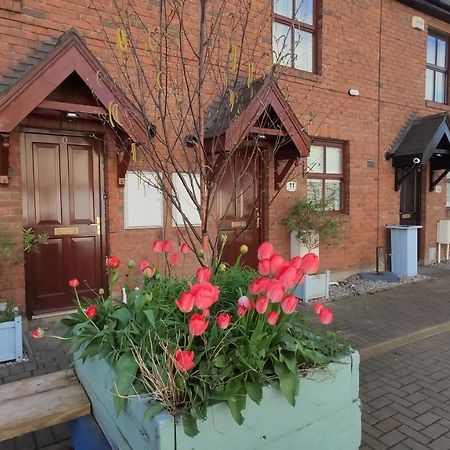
290;256;303;269
319;307;333;325
266;279;285;303
258;241;274;261
300;253;320;275
270;254;284;274
174;349;195;371
140;259;151;271
258;259;271;276
255;296;269;314
277;265;298;289
238;295;252;309
153;240;164;253
249;277;269;295
313;302;324;314
196;267;212;283
175;292;195;313
267;311;279;325
188;313;209;336
281;295;298;314
180;243;190;255
162;240;172;253
237;305;248;316
69;278;79;288
190;282;220;310
216;313;231;329
169;254;180;266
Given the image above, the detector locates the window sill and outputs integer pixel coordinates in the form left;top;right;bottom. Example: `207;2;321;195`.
425;100;450;111
273;64;321;83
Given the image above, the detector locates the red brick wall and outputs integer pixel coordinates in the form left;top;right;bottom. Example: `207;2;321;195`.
1;0;450;311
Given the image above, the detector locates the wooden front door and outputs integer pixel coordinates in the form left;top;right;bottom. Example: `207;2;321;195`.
23;132;105;315
217;148;263;268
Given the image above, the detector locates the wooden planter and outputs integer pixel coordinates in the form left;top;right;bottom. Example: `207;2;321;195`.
295;271;330;303
74;351;361;450
0;315;23;363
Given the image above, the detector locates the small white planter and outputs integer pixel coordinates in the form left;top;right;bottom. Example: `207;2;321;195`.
295;271;330;303
290;231;319;259
0;315;23;363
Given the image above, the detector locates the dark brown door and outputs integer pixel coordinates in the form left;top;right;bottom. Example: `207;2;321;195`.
217;148;263;268
23;132;105;315
399;166;421;259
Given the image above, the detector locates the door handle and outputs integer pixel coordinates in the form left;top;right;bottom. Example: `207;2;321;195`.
90;217;101;235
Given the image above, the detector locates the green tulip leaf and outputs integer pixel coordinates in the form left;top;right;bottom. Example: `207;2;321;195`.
183;413;199;437
113;352;138;415
274;361;299;407
227;393;246;425
144;402;164;420
245;381;263;405
111;307;131;325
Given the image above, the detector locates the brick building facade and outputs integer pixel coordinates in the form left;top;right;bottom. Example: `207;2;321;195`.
0;0;449;316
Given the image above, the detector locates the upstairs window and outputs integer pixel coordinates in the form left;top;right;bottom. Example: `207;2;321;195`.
307;142;343;211
273;0;316;72
426;33;448;103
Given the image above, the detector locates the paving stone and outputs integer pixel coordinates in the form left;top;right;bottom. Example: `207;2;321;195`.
421;422;448;440
379;429;407;447
416;411;441;426
429;436;450;450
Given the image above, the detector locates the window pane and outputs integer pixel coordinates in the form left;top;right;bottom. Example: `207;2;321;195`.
426;69;435;100
273;22;292;66
307;145;324;173
307;179;323;202
326;147;342;174
427;35;436;65
325;180;342;210
295;0;313;25
274;0;292;17
437;38;447;68
294;29;313;72
435;71;446;103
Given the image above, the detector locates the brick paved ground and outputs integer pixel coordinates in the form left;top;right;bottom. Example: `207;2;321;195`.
360;332;450;450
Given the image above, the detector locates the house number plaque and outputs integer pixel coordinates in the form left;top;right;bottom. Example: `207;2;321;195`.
54;227;79;236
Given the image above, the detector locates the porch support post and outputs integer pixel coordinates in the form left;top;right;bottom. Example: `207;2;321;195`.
0;133;10;185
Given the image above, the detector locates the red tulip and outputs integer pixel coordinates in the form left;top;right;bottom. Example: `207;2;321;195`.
267;311;279;325
255;296;269;314
266;279;284;303
175;292;195;313
189;313;209;336
300;253;320;275
31;327;45;339
277;265;298;289
69;278;79;288
216;313;231;329
170;254;180;266
106;256;120;269
258;241;274;261
180;243;190;255
237;305;248;316
174;349;195;371
319;307;333;325
270;254;284;274
140;259;151;271
281;295;298;314
203;308;210;318
196;267;211;283
290;256;303;269
237;295;251;309
313;302;324;314
86;305;97;319
190;282;220;310
258;259;271;276
153;240;164;253
162;240;172;253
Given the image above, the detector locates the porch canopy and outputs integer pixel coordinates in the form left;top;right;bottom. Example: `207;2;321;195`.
0;29;150;184
204;76;310;189
390;113;450;191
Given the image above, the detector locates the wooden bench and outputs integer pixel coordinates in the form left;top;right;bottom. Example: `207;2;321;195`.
0;369;90;441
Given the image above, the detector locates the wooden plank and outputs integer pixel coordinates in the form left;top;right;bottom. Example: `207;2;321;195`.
0;383;90;441
37;100;107;116
0;370;79;403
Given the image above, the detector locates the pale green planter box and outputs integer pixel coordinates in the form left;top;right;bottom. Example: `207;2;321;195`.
75;351;361;450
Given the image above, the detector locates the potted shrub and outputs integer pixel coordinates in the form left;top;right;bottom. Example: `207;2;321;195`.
0;223;48;362
283;198;343;302
35;241;361;449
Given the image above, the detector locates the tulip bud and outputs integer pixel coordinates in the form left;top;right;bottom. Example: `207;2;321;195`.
240;244;248;254
127;259;136;269
197;249;205;258
218;263;226;272
143;267;155;279
98;288;105;296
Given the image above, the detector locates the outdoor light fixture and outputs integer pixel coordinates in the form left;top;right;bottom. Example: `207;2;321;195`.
65;112;79;119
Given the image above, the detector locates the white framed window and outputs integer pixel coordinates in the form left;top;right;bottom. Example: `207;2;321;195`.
124;171;163;228
172;173;201;227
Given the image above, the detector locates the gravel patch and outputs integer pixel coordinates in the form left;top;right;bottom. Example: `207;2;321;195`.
328;273;431;300
0;350;29;368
